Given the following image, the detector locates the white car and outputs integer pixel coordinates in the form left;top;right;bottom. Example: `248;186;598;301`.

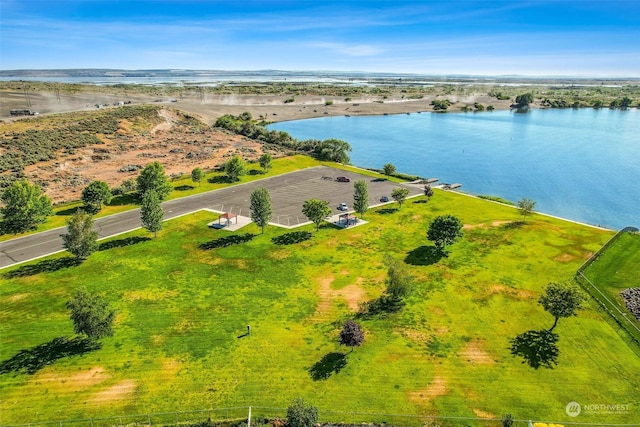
337;203;349;211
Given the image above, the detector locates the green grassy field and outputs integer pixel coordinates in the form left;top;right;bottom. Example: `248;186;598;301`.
581;232;640;338
1;190;638;425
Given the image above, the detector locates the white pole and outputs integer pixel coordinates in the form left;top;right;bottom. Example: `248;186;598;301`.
248;406;252;427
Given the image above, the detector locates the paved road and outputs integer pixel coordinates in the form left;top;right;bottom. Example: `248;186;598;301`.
0;166;423;269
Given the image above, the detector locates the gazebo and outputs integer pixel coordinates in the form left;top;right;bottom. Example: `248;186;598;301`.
339;213;358;227
218;212;238;226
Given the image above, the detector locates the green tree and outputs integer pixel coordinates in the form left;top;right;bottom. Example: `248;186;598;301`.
516;198;536;223
81;180;112;213
66;289;115;341
391;187;410;209
339;319;365;352
0;180;53;234
61;210;98;261
353;179;369;217
191;167;205;186
427;214;463;253
140;190;164;238
302;199;332;231
259;152;273;173
539;282;585;331
515;93;534;106
384;256;414;300
286;398;319;427
423;184;434;199
136;161;172;201
382;163;396;176
224;155;246;182
250;187;272;234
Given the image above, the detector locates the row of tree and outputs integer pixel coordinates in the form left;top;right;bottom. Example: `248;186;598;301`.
214;112;352;163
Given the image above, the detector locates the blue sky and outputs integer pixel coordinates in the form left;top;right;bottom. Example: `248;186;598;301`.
1;0;639;76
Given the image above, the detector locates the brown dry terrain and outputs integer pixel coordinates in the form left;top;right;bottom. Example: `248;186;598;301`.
0;86;510;203
0;86;514;124
2;107;264;203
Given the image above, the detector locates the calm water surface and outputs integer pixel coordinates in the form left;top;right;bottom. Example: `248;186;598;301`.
269;109;639;230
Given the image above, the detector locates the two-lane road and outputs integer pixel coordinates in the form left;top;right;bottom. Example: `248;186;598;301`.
1;166;423;269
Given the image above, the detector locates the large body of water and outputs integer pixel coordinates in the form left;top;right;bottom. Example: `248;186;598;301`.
269;109;639;230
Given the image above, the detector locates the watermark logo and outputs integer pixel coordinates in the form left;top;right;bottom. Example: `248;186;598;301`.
566;401;581;417
566;401;630;417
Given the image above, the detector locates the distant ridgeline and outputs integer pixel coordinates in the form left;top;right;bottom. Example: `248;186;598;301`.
214;112;351;164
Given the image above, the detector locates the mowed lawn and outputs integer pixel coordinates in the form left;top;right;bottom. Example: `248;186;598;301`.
582;231;640;328
1;191;639;425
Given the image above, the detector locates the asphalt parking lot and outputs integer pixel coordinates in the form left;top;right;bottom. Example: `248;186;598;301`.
0;166;424;268
199;165;424;227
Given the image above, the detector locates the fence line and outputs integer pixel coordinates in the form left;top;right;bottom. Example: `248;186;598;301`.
4;406;640;427
572;227;640;358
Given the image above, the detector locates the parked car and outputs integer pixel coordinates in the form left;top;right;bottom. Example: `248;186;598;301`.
380;196;389;203
337;203;349;211
336;176;351;182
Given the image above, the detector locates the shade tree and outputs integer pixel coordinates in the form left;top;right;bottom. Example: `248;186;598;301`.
0;180;53;234
391;187;410;209
81;180;112;213
140;190;164;238
302;199;332;231
136;161;173;201
339;320;365;352
191;167;205;186
427;214;463;254
225;155;246;181
250;187;272;234
61;210;98;261
382;163;396;176
539;282;585;331
517;198;536;223
66;289;115;341
353;179;369;217
259;152;273;172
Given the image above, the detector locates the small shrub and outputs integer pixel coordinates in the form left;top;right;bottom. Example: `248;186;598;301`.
286;398;318;427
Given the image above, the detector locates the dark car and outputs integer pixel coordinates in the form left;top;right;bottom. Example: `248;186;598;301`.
380;196;389;203
336;176;351;182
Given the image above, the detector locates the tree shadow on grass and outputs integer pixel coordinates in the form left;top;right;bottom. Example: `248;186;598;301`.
3;257;81;279
108;194;137;207
319;222;341;230
98;236;151;251
208;175;233;184
404;246;444;266
412;199;429;204
55;206;81;216
0;337;102;375
199;233;256;250
509;329;560;369
356;295;404;319
271;231;312;245
309;352;347;381
376;208;398;215
174;185;195;191
501;221;524;230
